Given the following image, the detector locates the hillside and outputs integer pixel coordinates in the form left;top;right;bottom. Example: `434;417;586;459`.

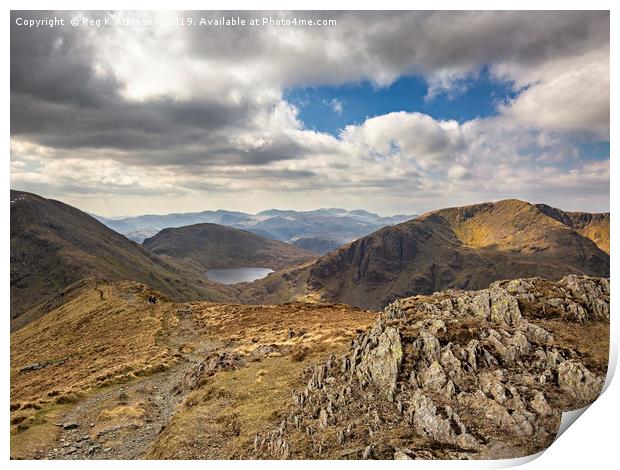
10;281;376;459
242;200;609;309
142;223;316;271
10;190;234;328
291;237;344;255
254;275;609;459
10;276;608;459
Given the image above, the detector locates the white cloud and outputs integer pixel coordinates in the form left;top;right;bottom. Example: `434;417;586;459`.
329;99;343;114
338;112;465;171
11;104;609;214
494;46;609;137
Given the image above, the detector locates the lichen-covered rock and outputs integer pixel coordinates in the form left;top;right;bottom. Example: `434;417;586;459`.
418;361;447;391
394;450;413;460
479;370;507;404
439;346;462;379
355;324;402;398
253;275;608;460
488;288;522;325
408;390;478;450
557;360;605;406
558;275;610;322
530;392;552;417
523;322;554;345
414;331;441;363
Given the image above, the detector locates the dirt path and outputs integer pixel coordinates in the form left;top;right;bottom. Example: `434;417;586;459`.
45;308;222;460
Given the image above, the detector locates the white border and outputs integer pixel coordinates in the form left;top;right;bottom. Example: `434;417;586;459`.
2;2;616;469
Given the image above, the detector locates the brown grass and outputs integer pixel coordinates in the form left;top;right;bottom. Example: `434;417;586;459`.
533;318;610;375
143;301;376;459
10;280;377;459
11;282;173;405
10;404;73;459
147;352;334;459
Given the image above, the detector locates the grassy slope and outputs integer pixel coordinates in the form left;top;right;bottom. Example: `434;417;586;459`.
10;282;177;458
534;203;610;254
10;281;377;459
10;282;174;405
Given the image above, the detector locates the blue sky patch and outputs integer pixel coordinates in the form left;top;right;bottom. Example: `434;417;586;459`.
284;70;520;136
578;141;610;161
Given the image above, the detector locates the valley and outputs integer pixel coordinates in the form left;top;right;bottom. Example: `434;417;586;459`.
241;199;610;310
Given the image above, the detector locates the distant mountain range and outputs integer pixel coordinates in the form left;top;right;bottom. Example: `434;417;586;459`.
94;208;416;254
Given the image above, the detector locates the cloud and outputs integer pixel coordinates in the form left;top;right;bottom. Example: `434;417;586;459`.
339;112;465;171
9;10;609;215
495;46;610;137
328;99;343;115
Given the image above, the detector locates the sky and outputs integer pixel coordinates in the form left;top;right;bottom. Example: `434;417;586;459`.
10;11;610;217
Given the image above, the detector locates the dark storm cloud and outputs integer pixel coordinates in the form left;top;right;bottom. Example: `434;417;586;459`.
11;10;609;161
11;92;256;153
181;10;608;89
11;96;306;168
11;11;119;107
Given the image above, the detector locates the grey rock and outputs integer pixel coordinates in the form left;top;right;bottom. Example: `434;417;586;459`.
557;360;604;404
394;450;413;460
356;325;403;398
419;361;447;391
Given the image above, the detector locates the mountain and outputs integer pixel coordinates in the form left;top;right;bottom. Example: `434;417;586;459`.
10;280;376;459
94;210;254;242
95;208;416;244
142;223;316;271
242;199;610;310
10;190;234;329
534;203;610;254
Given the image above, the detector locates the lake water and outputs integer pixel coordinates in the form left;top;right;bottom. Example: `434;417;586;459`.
204;267;274;284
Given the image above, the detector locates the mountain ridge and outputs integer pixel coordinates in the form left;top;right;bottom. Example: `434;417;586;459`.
10;275;609;459
241;199;609;309
95;207;416;246
10;190;236;329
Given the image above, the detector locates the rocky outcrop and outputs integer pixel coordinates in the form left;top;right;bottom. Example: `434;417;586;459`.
253;275;609;460
172;352;245;395
351;324;403;399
